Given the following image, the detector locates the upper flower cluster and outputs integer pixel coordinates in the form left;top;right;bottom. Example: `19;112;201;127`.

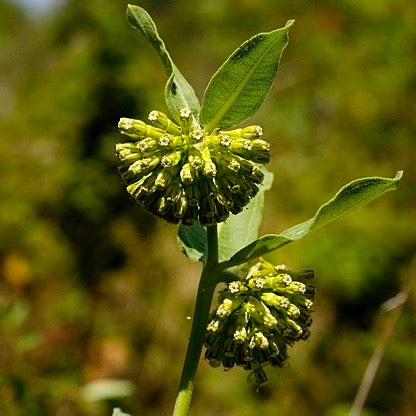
116;109;270;226
204;258;315;386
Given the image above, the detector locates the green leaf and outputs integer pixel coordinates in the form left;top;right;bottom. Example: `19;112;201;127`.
217;168;273;262
177;222;207;263
164;68;200;123
220;171;403;269
126;5;171;73
200;20;294;131
126;5;200;120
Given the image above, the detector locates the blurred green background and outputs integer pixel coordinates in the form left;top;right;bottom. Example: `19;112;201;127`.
0;0;415;415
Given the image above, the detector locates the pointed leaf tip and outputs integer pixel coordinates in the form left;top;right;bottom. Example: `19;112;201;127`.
200;21;292;130
220;171;402;268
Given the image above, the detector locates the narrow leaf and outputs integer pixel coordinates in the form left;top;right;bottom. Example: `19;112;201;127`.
126;4;172;72
220;171;403;269
200;20;294;131
177;223;207;263
126;5;200;120
217;169;273;262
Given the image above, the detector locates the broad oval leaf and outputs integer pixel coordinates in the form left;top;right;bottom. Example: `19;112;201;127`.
217;168;273;262
126;5;200;120
220;171;403;269
200;20;294;131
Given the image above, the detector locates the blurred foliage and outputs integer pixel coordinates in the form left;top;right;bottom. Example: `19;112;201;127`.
0;0;415;415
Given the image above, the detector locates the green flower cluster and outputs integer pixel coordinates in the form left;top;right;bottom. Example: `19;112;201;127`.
204;258;315;386
116;109;270;226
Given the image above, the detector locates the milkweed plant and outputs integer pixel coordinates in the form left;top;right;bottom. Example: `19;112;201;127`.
113;5;402;416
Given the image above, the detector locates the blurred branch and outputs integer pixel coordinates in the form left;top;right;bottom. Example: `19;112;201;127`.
349;252;416;416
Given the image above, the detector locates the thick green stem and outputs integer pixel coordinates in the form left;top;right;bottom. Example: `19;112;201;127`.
173;225;219;416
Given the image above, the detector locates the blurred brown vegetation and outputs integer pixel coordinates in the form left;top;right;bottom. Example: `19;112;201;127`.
0;0;415;415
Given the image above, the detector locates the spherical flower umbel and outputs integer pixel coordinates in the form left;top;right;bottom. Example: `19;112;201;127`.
204;258;316;387
116;109;270;226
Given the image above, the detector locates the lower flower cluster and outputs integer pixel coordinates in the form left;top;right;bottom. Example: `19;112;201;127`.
116;109;270;226
204;258;315;386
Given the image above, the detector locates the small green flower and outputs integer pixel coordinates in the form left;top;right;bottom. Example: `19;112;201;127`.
116;109;270;225
204;258;315;387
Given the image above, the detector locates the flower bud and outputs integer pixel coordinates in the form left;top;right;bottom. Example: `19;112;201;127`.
216;298;234;318
148;110;182;135
116;109;271;225
204;258;315;387
118;118;164;139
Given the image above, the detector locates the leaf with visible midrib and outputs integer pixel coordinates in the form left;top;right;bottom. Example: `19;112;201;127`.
200;20;294;131
126;5;200;121
220;171;403;269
